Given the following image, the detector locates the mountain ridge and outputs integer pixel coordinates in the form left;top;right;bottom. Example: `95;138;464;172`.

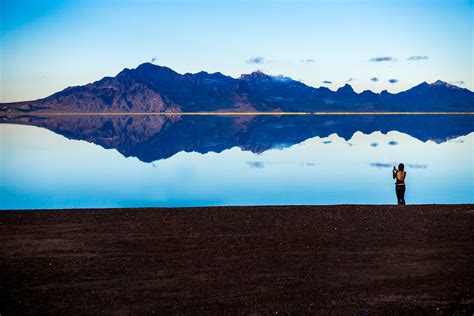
1;62;473;114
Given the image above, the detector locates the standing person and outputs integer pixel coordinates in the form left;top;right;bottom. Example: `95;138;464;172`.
392;163;406;205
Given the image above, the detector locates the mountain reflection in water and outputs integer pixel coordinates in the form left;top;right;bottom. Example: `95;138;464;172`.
0;120;472;209
3;114;473;162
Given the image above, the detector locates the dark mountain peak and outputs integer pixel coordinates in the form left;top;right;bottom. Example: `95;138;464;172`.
417;81;429;87
412;80;460;90
185;70;210;79
430;80;464;90
360;90;377;96
431;80;448;86
400;81;430;94
403;80;467;95
185;71;236;87
136;62;178;75
317;86;331;93
192;71;233;80
118;62;179;79
240;71;271;81
136;62;157;69
212;71;226;77
194;70;210;76
337;83;355;94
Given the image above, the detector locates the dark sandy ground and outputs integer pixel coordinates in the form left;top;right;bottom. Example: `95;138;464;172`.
1;205;473;315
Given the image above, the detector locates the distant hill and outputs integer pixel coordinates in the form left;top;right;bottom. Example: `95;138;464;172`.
1;62;473;113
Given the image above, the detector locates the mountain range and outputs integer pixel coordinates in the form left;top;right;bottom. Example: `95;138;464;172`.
1;62;473;113
2;63;473;162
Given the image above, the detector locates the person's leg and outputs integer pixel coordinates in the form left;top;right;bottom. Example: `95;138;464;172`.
395;186;402;205
401;186;406;205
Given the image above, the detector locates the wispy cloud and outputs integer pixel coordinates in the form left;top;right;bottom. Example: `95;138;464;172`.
300;58;316;63
347;78;355;82
450;80;465;85
369;162;392;168
246;161;264;168
151;57;157;63
369;162;426;168
321;80;332;84
246;56;264;64
388;79;399;84
407;55;429;61
407;163;428;169
369;56;397;62
370;77;379;82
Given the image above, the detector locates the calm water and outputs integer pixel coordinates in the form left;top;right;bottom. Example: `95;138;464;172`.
0;115;473;209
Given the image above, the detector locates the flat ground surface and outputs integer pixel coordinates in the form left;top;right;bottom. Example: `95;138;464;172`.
1;205;473;315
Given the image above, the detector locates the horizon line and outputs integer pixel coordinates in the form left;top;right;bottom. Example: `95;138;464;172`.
2;111;474;117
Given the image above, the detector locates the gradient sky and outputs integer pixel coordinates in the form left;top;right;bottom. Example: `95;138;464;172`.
0;0;472;102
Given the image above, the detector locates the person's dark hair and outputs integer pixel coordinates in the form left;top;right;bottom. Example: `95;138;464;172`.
398;163;404;171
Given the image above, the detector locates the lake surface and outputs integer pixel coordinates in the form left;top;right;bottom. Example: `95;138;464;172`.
1;115;473;209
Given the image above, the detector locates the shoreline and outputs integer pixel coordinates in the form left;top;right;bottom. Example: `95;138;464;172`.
2;203;473;211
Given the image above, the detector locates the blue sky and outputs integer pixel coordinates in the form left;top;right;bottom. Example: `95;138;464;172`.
0;0;472;102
